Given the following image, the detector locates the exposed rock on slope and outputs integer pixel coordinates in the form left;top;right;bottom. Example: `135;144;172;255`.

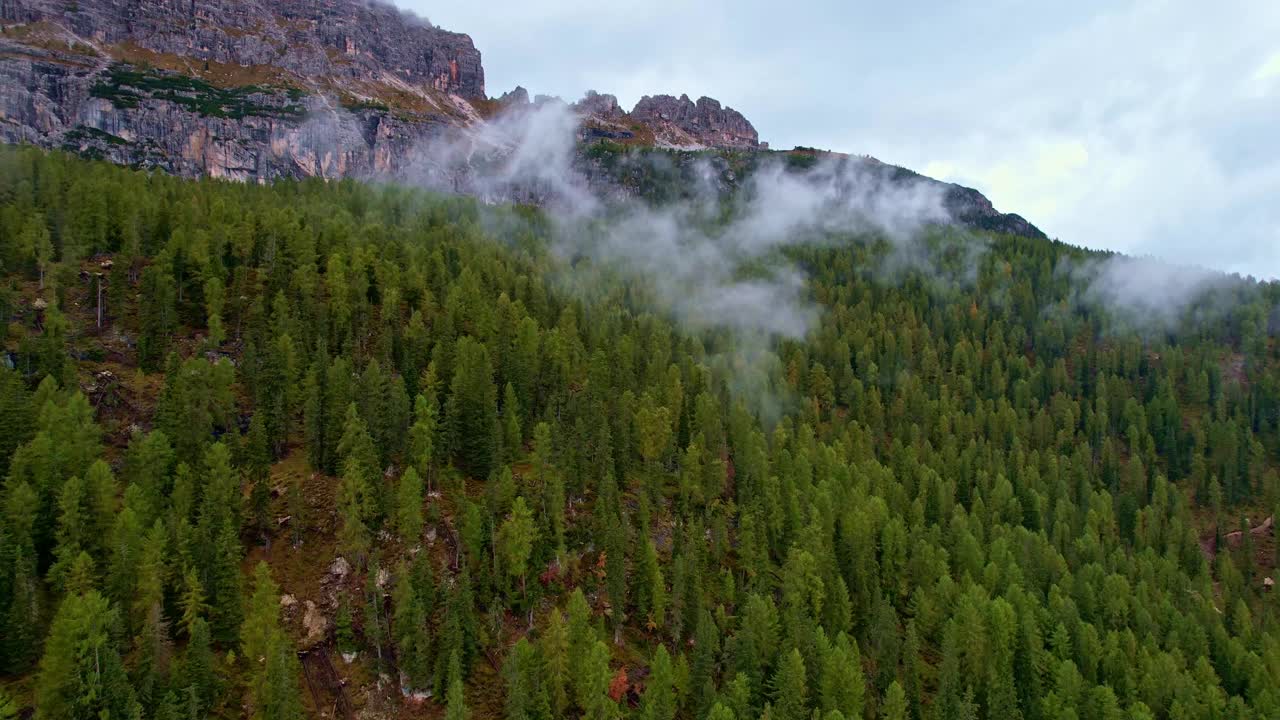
0;0;484;180
6;0;484;97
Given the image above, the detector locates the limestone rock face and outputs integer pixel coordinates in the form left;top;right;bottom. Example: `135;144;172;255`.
6;0;484;97
0;0;482;181
631;94;762;149
574;90;624;121
498;86;531;107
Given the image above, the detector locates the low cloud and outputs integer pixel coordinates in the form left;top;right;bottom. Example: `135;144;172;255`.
381;101;957;417
397;101;952;342
1066;253;1249;332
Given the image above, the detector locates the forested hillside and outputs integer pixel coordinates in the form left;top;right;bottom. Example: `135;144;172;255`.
1;146;1279;720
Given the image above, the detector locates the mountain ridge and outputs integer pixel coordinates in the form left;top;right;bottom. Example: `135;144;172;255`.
0;0;1045;240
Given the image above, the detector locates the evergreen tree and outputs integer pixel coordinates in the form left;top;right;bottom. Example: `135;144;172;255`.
880;682;907;720
397;466;425;543
541;608;570;717
446;337;498;479
180;616;217;717
642;644;677;720
410;390;439;489
445;651;470;720
819;633;864;720
35;590;139;720
497;495;537;599
243;563;303;720
502;382;522;462
770;649;809;720
336;593;357;659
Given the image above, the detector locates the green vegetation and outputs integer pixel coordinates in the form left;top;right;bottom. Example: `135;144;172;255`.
90;63;305;120
0;145;1279;720
340;97;392;113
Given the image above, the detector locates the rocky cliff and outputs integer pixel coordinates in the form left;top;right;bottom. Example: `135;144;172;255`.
0;0;484;180
0;0;1044;239
631;94;762;150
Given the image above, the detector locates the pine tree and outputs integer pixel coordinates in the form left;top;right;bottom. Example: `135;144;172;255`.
690;610;720;717
180;616;217;717
397;466;425;543
204;275;226;348
336;593;357;659
502;382;522;462
122;429;174;529
49;473;89;592
879;681;907;720
642;644;677;720
178;567;208;639
24;212;52;290
638;538;667;630
0;367;33;479
707;703;736;720
445;651;470;720
770;649;809;720
35;590;139;720
582;640;618;720
410;389;439;489
534;422;566;562
567;588;596;709
497;495;537;599
337;404;378;562
541;608;570;717
393;561;433;691
243;563;303;720
206;522;243;644
987;598;1024;720
259;640;304;720
245;413;273;540
446;337;498;479
819;633;864;720
2;543;40;673
504;637;546;720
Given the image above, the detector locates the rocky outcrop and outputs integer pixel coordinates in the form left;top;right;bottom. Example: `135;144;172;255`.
498;85;530;108
3;0;484;97
574;90;624;121
0;0;482;180
631;94;762;150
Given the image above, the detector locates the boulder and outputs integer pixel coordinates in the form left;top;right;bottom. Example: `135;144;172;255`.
301;600;329;649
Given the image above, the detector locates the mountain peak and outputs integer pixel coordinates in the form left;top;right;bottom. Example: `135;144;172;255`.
630;93;763;150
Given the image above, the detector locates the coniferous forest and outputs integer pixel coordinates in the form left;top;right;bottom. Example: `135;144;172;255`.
2;146;1280;719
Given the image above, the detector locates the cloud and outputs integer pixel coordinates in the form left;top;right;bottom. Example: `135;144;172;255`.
399;0;1280;278
842;0;1280;279
1066;253;1246;332
378;100;958;416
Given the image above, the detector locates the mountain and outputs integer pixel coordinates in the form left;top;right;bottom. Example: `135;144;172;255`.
0;0;1043;239
2;4;1280;719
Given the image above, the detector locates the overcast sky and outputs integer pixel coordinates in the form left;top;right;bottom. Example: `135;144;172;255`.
398;0;1280;280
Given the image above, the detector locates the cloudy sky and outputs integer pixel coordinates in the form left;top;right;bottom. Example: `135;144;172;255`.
398;0;1280;279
